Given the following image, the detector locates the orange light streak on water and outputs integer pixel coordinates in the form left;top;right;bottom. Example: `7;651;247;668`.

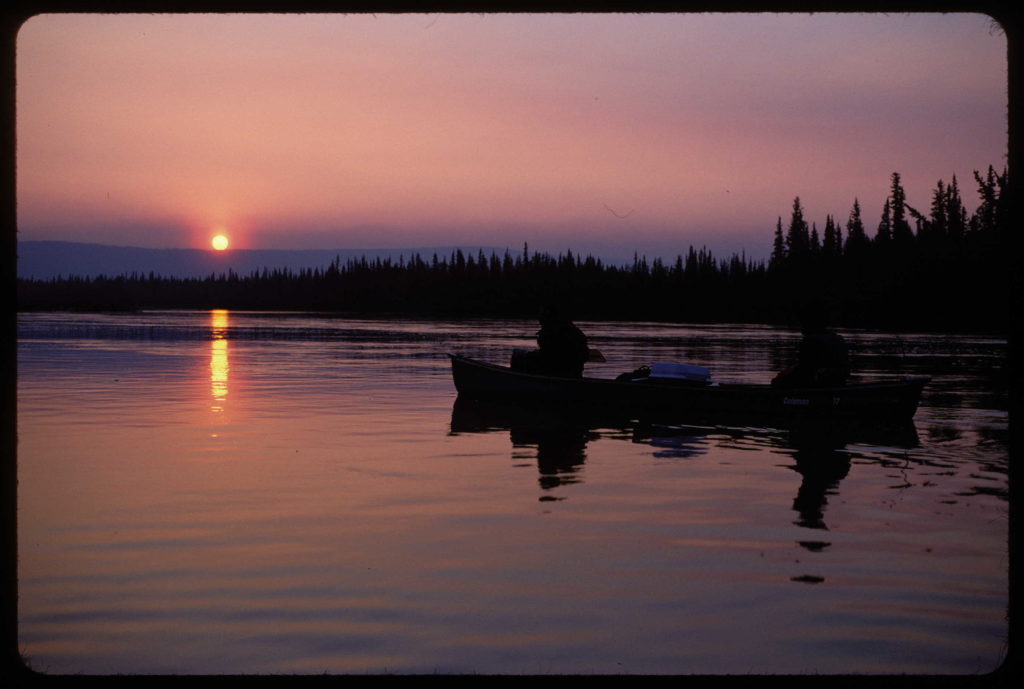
209;310;229;415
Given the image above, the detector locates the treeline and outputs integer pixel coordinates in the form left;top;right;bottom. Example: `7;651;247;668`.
16;167;1010;332
765;166;1009;332
16;243;772;323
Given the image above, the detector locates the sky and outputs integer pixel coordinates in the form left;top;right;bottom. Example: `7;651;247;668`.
15;12;1008;262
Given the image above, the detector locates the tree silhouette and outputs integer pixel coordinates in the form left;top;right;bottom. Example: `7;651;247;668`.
843;198;869;257
889;172;915;252
16;169;1008;334
770;217;786;269
785;197;811;260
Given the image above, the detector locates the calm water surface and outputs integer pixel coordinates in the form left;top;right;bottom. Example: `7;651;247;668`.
16;311;1008;675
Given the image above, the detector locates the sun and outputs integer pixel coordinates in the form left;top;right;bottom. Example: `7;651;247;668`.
211;234;230;251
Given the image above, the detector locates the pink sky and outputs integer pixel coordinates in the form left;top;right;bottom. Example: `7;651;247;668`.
15;12;1007;260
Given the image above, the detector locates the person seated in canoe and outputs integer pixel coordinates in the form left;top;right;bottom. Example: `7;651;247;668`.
510;306;591;378
772;304;850;388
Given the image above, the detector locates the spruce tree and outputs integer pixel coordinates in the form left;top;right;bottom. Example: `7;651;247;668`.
928;179;948;244
889;172;914;250
844;198;868;254
946;175;967;249
770;217;787;269
785;197;810;259
875;199;892;245
822;214;841;258
970;165;1005;241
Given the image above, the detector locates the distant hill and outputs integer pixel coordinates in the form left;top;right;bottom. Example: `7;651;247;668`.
16;241;508;280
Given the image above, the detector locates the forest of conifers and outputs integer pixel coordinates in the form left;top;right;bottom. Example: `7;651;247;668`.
16;167;1011;333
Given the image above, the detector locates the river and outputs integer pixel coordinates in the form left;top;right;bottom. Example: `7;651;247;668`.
15;310;1008;675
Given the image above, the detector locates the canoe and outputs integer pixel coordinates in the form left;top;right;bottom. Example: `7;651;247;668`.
448;354;928;422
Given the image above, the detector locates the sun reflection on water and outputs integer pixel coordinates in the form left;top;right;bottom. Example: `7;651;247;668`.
210;309;229;413
13;314;1009;675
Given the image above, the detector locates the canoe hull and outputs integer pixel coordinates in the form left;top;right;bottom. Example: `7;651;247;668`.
449;355;927;422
